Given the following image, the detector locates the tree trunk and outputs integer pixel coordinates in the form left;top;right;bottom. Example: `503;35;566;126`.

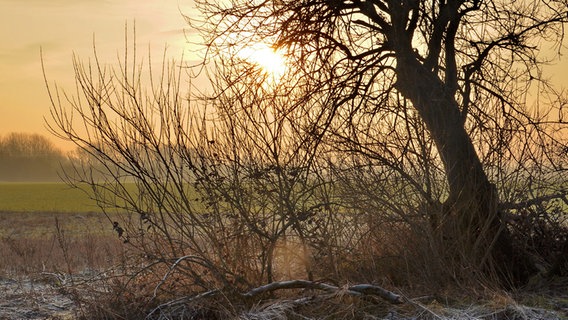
393;52;532;285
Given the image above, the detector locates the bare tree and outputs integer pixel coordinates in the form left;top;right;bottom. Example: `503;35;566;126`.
192;0;568;284
43;1;568;316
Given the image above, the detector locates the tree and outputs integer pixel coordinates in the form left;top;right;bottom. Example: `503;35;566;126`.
0;132;66;181
192;0;568;284
46;32;415;317
44;2;568;317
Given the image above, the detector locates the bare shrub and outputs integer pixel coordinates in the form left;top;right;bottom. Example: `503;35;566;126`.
42;0;568;314
44;34;375;317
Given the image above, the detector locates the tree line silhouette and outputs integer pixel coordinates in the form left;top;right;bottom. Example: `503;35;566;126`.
0;132;68;182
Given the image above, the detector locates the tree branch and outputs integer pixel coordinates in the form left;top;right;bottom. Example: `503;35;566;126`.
243;279;404;304
500;192;568;211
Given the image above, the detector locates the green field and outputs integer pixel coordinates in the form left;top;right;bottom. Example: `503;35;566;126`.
0;183;102;213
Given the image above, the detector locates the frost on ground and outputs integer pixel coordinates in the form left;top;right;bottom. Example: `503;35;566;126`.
401;299;568;320
0;275;77;320
234;297;568;320
1;273;568;320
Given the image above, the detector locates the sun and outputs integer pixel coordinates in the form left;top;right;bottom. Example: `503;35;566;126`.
237;43;287;81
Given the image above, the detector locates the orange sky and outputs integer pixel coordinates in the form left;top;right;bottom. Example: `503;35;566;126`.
1;1;568;152
0;0;196;151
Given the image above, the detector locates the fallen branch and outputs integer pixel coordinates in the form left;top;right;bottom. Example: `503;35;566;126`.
243;280;337;297
244;280;404;304
348;284;404;304
147;289;221;319
147;280;403;318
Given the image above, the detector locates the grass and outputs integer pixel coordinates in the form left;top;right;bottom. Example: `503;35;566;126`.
1;182;566;319
0;182;101;213
0;182;127;276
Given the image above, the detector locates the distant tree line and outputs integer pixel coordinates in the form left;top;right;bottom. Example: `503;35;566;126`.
0;132;68;182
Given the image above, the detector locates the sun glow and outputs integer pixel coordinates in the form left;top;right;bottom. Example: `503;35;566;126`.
237;43;287;81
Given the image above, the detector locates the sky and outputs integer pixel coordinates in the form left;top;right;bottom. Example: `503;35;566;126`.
2;1;568;152
0;0;196;150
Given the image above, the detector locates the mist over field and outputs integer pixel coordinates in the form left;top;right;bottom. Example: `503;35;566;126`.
0;132;70;182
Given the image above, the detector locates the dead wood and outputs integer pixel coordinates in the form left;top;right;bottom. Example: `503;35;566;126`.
243;280;404;304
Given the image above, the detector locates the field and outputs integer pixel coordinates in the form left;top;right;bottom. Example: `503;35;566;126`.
1;184;567;320
0;183;125;275
0;183;129;318
0;182;102;213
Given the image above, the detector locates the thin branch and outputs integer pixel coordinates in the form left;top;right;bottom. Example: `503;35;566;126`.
500;192;568;211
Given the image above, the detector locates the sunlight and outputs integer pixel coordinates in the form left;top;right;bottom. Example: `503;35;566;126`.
237;43;287;81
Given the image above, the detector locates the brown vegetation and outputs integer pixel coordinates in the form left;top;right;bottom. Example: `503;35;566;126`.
37;0;568;318
0;211;125;275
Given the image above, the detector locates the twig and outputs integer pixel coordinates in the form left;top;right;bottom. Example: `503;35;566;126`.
152;255;203;299
146;289;221;319
500;192;568;211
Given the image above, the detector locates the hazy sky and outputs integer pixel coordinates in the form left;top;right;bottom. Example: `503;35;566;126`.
2;1;568;151
0;0;195;150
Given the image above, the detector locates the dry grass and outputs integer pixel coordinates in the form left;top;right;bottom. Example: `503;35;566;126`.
2;207;567;320
0;209;134;319
1;189;566;319
0;211;126;276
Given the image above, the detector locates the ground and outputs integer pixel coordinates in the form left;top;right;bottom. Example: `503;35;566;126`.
2;273;568;320
0;275;76;320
